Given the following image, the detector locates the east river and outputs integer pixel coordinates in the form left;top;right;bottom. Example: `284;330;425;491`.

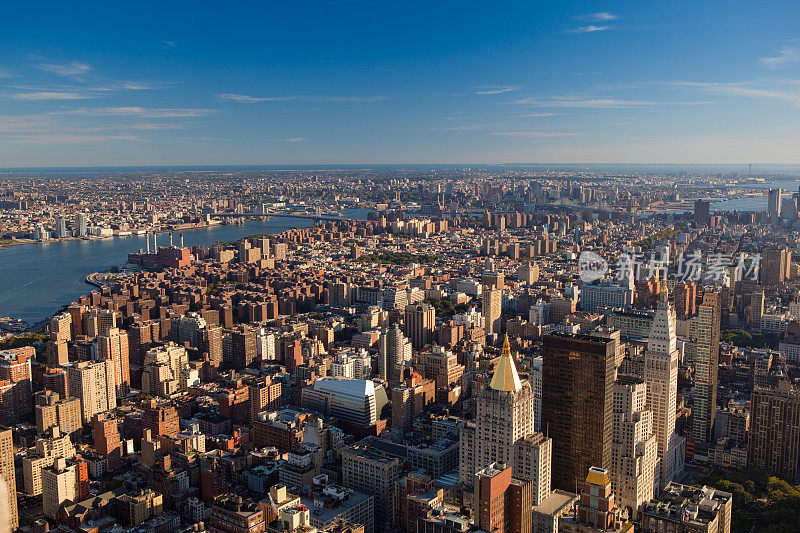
0;217;317;325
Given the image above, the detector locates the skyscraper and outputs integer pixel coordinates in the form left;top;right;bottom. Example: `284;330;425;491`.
761;247;791;287
611;377;657;519
232;326;258;370
404;302;436;350
461;336;535;484
482;288;503;335
0;426;18;530
541;332;615;492
42;458;76;518
97;327;130;396
768;188;782;220
692;291;721;443
473;462;533;533
67;360;117;424
75;212;88;237
693;199;710;227
748;380;800;482
378;325;412;382
644;289;681;488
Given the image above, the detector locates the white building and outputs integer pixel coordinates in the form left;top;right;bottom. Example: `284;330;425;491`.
611;377;657;519
644;290;683;488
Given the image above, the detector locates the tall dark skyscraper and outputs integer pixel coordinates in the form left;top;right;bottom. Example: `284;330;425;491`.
541;332;616;492
693;199;710;227
232;326;258;370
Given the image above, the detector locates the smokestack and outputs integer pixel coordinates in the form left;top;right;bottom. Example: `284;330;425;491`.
146;232;150;253
153;232;157;249
169;232;173;247
180;233;184;247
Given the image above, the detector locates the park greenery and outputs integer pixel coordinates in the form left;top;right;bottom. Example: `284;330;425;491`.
423;297;469;318
721;329;780;349
0;333;46;350
698;467;800;532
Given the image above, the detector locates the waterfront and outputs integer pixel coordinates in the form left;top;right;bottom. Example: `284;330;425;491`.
0;217;316;325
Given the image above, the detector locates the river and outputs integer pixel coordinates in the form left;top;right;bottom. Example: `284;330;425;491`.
0;216;335;325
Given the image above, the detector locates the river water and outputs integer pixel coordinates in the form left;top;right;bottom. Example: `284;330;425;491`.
0;217;321;325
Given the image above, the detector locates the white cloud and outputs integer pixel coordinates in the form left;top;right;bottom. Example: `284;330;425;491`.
118;81;156;90
491;131;582;137
130;123;185;130
218;93;287;103
162;40;176;49
217;93;387;103
12;133;140;144
673;81;800;107
516;97;654;108
515;112;556;117
515;95;712;108
284;137;306;143
476;86;521;95
579;12;617;21
567;25;610;34
760;47;800;67
37;61;92;77
91;107;214;117
0;68;11;79
12;91;93;100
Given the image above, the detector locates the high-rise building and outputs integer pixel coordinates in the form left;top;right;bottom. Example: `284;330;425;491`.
48;313;72;343
201;325;223;367
761;247;791;287
692;291;721;443
750;288;765;331
129;321;160;367
34;391;82;436
56;216;69;238
748;380;800;482
97;327;130;396
673;281;696;319
482;288;503;335
611;377;657;519
378;325;412;382
405;303;436;350
93;412;122;468
67;360;117;424
461;336;535;484
142;399;180;438
22;427;76;496
42;458;76;518
75;213;88;237
768;188;783;220
541;332;615;492
644;290;682;488
513;433;552;506
473;462;533;533
141;343;188;397
0;347;34;425
517;261;540;285
341;443;401;530
693;199;710;226
0;427;17;530
232;326;258;370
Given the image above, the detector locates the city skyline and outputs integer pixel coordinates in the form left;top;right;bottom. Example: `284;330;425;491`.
2;1;800;166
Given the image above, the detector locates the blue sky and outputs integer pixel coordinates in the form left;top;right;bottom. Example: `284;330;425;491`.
1;1;800;166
